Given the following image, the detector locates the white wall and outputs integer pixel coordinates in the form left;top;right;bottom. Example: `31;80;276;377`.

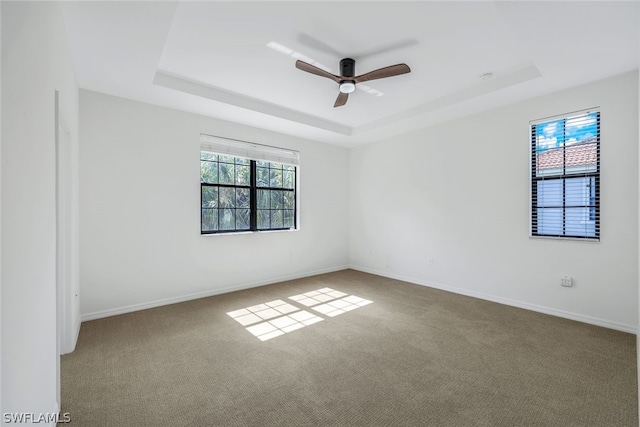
56;93;80;356
1;1;3;417
79;90;349;319
1;1;78;422
350;71;639;333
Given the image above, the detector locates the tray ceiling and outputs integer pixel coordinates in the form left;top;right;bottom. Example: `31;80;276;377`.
62;1;639;146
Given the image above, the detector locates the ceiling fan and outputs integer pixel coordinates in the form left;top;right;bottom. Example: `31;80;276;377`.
295;58;411;107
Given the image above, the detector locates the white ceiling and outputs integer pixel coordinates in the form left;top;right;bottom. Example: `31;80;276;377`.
61;1;639;147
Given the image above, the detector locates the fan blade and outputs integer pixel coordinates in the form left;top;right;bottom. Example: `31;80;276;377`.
296;60;341;83
297;33;344;58
357;39;418;60
354;64;411;83
334;92;348;108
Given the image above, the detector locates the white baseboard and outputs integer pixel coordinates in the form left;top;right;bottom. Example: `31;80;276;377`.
81;265;349;322
51;402;60;427
349;264;637;334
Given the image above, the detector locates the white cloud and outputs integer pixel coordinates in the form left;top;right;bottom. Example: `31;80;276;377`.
543;122;557;136
538;135;557;149
566;115;596;129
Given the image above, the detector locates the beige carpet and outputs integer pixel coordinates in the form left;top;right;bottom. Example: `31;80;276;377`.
60;270;637;426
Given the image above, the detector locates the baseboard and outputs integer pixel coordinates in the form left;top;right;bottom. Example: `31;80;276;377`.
349;264;638;334
52;402;62;427
65;317;81;354
81;265;349;322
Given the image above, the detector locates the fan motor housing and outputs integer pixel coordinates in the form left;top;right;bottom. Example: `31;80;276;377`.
340;58;356;78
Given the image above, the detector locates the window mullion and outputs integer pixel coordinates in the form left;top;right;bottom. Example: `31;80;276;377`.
562;118;567;236
250;160;257;231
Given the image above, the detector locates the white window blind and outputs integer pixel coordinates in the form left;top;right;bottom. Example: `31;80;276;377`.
200;134;299;166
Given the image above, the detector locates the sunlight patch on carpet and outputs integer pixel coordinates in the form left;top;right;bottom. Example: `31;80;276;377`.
227;289;372;341
227;299;323;341
289;288;372;317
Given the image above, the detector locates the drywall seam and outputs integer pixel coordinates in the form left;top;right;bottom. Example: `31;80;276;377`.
349;264;637;334
81;265;349;321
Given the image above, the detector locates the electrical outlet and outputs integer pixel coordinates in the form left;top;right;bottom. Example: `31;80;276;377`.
561;275;573;287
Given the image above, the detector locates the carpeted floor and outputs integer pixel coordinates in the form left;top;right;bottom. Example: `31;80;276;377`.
60;269;638;426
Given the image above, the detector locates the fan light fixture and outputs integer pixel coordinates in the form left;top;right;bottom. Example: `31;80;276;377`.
339;81;356;94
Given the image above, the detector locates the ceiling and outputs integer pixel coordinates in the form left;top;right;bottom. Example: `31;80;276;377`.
61;1;639;147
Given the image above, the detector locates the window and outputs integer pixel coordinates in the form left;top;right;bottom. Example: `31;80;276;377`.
530;109;600;240
200;135;298;234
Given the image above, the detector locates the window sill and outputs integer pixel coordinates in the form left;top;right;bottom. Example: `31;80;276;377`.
201;228;299;237
529;235;599;243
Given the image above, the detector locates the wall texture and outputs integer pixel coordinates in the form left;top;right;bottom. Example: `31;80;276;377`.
349;71;639;332
1;1;79;419
79;90;349;319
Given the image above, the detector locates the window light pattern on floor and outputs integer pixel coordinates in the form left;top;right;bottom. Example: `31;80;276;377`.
227;289;372;342
289;287;372;317
227;299;323;341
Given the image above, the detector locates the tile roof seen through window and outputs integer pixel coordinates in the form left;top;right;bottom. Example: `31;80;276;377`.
537;139;597;170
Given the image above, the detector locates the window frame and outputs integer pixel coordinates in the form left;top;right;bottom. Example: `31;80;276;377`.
254;161;297;232
200;153;298;235
530;109;600;241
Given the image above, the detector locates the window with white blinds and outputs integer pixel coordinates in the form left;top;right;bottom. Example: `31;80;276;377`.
530;109;600;240
200;135;298;234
